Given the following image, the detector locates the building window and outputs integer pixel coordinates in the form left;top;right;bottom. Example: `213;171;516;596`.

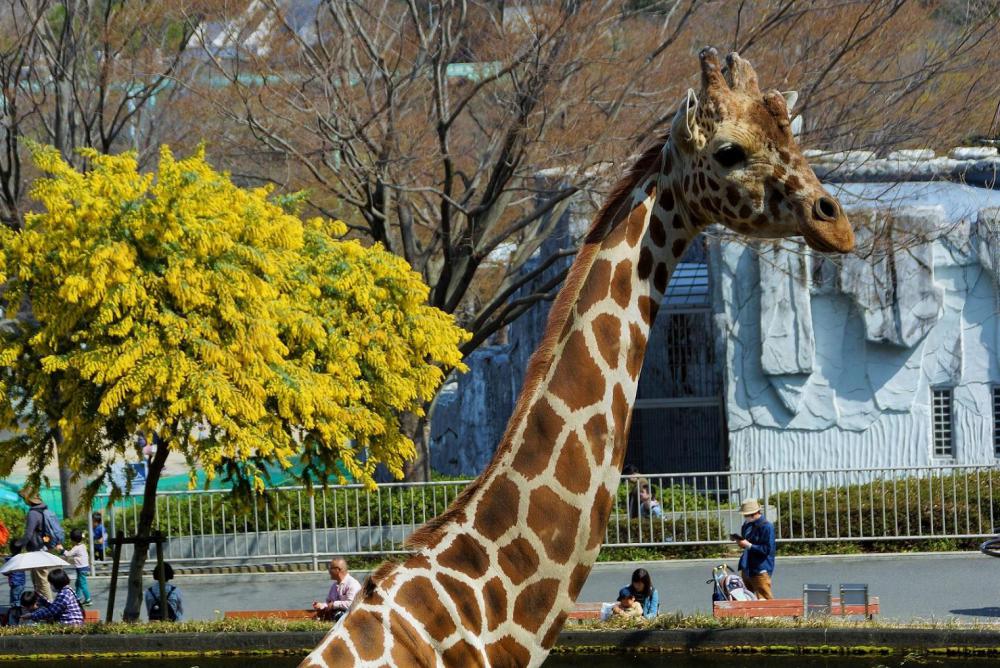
994;387;1000;458
932;388;953;458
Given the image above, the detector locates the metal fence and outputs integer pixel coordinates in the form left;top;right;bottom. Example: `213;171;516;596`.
89;464;1000;570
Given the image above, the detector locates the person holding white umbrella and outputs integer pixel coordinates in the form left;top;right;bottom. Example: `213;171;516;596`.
17;488;57;599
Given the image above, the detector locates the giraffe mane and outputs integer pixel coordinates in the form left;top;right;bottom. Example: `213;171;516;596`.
403;131;670;551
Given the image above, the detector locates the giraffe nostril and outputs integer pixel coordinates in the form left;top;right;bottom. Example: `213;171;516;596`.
813;196;840;222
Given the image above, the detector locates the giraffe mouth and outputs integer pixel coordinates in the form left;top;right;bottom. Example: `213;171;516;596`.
800;223;854;254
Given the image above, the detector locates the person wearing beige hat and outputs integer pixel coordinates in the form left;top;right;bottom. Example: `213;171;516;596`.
734;499;775;600
17;487;54;599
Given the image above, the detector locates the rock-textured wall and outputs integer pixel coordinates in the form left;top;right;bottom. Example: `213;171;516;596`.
718;186;1000;473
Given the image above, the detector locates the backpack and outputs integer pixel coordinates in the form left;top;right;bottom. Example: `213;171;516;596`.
147;585;179;621
32;507;65;548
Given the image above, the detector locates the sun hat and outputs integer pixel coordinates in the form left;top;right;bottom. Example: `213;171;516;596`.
18;488;42;505
618;587;633;601
739;499;762;516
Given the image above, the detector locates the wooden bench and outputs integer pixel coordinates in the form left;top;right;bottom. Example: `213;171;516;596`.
225;603;605;622
713;596;879;619
1;608;100;625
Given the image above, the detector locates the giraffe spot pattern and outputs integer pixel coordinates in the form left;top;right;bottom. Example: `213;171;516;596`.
661;187;674;211
610;259;633;309
513;577;560;633
738;204;752;219
498;536;540;586
485;635;532;667
588;484;614;549
611;383;630;455
554;431;591;494
671;238;686;260
654;261;669;293
527;486;581;564
627;322;647;380
439;533;490;579
637;246;654;280
436;572;482;634
726;185;740;207
577;259;612;315
568;563;591;600
592;313;622;369
389;611;439;666
483;577;508;632
542;611;569;648
549;330;605;411
649;213;666;247
637;295;658;326
473;476;520;541
347;610;384;661
582;414;609;465
512;397;563;479
442;639;485;668
785;174;802;194
397;576;457;642
626;198;648;247
320;637;353;664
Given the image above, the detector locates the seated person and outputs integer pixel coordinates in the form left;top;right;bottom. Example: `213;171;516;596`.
21;569;84;626
313;557;361;622
638;484;662;518
610;587;643;618
145;562;183;622
9;590;39;626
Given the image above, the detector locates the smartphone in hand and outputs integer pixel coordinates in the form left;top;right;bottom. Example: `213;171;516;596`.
729;533;742;541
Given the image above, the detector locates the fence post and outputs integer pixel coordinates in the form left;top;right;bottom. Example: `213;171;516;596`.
309;493;319;571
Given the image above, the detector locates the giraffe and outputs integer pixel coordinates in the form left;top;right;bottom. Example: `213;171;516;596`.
300;47;854;668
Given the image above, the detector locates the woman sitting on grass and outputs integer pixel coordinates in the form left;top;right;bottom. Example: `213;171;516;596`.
21;568;84;626
627;568;660;620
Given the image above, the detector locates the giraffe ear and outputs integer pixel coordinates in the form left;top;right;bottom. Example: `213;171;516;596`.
789;114;803;137
780;91;799;117
672;88;702;147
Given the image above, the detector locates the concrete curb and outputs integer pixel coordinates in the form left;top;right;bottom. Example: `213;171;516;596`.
4;627;1000;658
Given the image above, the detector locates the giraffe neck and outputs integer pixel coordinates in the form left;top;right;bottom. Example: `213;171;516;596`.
301;140;703;668
428;141;699;645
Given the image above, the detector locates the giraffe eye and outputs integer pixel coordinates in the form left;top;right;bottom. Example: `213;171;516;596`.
713;144;747;168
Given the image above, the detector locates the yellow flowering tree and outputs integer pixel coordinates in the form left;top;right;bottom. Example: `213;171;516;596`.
0;145;467;620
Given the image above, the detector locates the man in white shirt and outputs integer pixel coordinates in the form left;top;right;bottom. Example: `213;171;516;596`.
313;557;361;621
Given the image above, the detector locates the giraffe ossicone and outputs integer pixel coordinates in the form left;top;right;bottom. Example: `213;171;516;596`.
301;47;854;668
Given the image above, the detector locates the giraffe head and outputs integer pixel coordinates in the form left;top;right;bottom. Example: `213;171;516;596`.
669;47;854;253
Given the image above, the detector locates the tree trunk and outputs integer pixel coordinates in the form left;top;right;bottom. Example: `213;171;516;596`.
121;441;170;622
401;412;430;482
55;427;86;520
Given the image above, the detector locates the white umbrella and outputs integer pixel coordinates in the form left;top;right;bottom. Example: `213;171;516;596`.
0;551;69;574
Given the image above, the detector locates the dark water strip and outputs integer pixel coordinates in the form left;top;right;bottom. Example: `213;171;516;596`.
6;653;1000;668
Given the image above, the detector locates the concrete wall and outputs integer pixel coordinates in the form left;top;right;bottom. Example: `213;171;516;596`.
714;192;1000;474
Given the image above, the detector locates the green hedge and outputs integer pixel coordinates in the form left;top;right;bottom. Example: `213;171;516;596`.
769;469;1000;555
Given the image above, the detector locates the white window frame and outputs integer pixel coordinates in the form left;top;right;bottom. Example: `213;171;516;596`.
931;387;954;459
993;386;1000;459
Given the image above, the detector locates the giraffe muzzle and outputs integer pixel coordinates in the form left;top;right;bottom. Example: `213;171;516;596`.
803;195;854;254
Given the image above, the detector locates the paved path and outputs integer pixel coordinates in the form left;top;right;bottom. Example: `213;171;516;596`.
11;552;1000;622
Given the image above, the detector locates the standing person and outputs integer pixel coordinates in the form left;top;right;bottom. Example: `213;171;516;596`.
627;568;660;619
734;499;776;600
21;569;84;626
91;513;106;562
59;529;91;606
145;562;183;622
312;557;361;622
17;488;55;599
